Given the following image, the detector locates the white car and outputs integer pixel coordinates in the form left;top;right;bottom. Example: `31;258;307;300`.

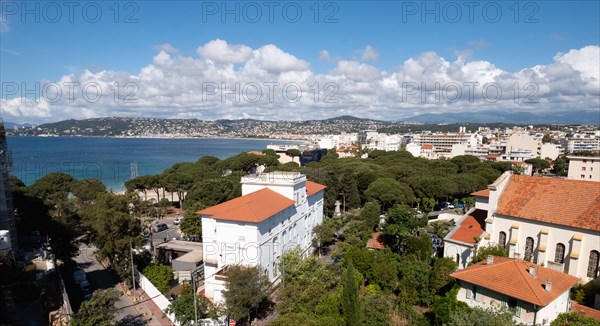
173;216;181;225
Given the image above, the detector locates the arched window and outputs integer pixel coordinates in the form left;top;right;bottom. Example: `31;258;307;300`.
554;243;565;264
498;232;507;248
524;237;534;262
588;251;600;278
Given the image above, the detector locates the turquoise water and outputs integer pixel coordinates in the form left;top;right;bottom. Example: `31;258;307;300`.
8;136;298;191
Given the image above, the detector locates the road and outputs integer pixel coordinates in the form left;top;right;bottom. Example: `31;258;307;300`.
149;217;182;249
73;243;145;324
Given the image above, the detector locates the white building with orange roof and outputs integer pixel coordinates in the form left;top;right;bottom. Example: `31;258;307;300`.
451;256;579;325
446;171;600;284
198;172;326;303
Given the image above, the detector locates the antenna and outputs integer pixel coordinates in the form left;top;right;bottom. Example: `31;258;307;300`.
130;162;138;179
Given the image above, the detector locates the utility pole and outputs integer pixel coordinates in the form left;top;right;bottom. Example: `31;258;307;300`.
130;241;136;301
192;271;198;326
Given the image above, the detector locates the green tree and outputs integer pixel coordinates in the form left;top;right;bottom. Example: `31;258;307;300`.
359;201;381;230
430;257;458;295
166;284;218;325
342;262;362;326
525;158;550;175
550;312;600;326
285;148;302;160
222;265;271;323
542;134;553;143
142;263;173;294
553;155;569;176
180;207;202;240
365;178;415;211
471;244;508;264
448;306;518;326
362;294;393;326
431;285;470;326
72;178;106;203
71;289;121;326
26;172;75;198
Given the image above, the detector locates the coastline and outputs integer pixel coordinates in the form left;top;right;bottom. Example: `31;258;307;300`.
6;134;309;142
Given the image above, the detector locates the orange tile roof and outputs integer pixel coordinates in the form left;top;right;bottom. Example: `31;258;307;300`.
448;209;487;244
451;257;579;306
571;302;600;322
471;189;490;197
422;144;434;149
197;188;295;223
306;180;327;196
496;175;600;231
247;151;265;155
366;232;385;250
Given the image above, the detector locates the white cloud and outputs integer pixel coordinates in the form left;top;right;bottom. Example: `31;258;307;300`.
2;42;599;123
361;45;379;61
197;39;253;64
153;43;179;54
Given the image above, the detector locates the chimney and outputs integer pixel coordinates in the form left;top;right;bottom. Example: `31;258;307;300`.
545;280;552;293
487;255;494;265
529;266;537;278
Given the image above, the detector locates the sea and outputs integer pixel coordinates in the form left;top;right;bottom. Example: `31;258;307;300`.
7;136;301;191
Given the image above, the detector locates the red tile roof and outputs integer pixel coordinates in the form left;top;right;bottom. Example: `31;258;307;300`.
448;209;487;244
306;181;327;196
366;232;385;250
197;188;295;223
571;302;600;322
496;175;600;231
471;189;490;197
247;151;265;156
422;144;434;150
451;257;580;306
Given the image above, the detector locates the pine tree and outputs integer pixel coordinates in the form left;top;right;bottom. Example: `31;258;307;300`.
342;262;361;326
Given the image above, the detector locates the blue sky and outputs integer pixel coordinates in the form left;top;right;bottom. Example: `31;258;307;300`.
1;1;599;123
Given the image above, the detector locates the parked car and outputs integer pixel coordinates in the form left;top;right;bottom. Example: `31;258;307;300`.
153;223;168;232
173;216;181;225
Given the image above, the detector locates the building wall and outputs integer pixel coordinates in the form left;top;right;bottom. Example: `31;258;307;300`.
567;157;600;182
484;215;600;282
456;281;570;325
201;174;324;303
506;133;540;156
444;240;474;269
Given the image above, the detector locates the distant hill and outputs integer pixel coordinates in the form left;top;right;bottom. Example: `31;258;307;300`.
404;110;600;124
7;115;589;138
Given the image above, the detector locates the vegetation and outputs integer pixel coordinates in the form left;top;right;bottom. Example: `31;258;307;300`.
222;265;271;323
71;289;121;326
142;263;173;294
166;284;219;325
471;244;509;264
551;312;600;326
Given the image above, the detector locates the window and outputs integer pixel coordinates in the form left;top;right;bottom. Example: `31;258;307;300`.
582;167;587;171
508;298;521;317
466;286;473;299
588;250;599;278
499;231;507;248
581;174;586;179
524;237;534;262
555;243;566;264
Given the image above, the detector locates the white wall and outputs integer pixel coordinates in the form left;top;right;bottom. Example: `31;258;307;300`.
138;271;178;325
201;173;325;304
567;157;600;182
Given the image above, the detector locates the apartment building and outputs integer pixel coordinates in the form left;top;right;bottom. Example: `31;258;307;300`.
567;156;600;182
198;172;326;303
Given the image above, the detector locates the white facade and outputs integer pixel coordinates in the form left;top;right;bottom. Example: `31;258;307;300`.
200;172;325;304
567;156;600;182
506;133;541;156
456;279;571;325
540;143;562;160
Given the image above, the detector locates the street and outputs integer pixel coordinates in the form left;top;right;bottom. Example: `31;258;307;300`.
73;243;146;325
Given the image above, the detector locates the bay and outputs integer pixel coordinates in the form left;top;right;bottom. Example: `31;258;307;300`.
7;136;299;191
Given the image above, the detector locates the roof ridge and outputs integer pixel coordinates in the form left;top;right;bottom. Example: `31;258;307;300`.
515;260;545;306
